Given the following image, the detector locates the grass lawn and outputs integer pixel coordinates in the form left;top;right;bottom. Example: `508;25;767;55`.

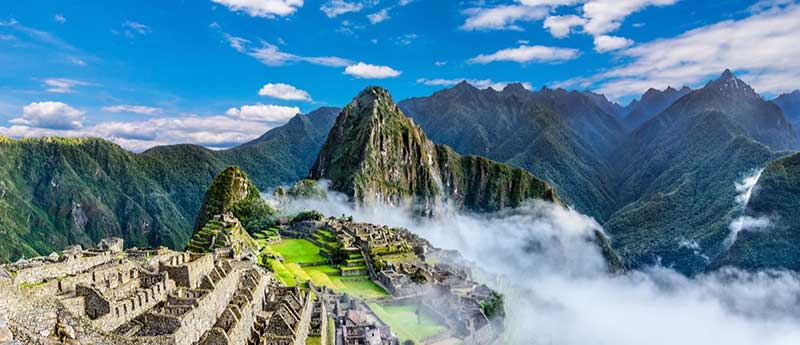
367;302;447;343
263;239;390;299
306;336;321;345
270;239;326;263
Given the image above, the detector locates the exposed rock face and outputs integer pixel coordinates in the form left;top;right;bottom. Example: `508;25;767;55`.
309;86;558;213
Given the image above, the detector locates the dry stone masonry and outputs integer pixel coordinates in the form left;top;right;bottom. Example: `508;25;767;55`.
0;238;315;345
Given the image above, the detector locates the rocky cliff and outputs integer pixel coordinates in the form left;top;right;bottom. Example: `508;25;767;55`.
309;86;557;213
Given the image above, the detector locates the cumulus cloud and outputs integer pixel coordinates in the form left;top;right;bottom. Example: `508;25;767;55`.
593;34;633;52
543;14;586;38
367;8;390;23
344;62;401;79
258;83;312;101
10;101;85;129
211;0;304;18
102;105;164;115
539;0;678;51
321;0;364;17
280;185;800;345
469;44;579;64
417;77;533;91
556;4;800;99
225;104;301;122
581;0;677;35
461;5;549;31
42;78;93;93
1;100;304;151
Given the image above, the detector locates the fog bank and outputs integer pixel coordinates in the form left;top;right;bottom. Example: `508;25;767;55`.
283;189;800;345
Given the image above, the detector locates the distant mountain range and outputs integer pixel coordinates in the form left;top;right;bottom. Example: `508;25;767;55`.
0;107;337;262
1;69;798;275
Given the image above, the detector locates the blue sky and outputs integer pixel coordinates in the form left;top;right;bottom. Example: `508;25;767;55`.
0;0;798;150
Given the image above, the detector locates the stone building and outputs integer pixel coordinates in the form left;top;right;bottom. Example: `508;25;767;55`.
0;238;315;345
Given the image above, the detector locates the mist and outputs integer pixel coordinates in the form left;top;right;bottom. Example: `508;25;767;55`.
281;186;800;345
725;168;773;249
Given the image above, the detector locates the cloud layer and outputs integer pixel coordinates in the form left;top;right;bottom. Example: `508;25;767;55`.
282;185;800;345
211;0;304;18
556;4;800;98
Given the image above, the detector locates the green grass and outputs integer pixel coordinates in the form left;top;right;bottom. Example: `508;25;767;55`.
263;239;389;299
306;336;321;345
367;302;447;343
269;239;326;263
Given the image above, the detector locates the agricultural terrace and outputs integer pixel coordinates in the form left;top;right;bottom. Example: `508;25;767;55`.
261;237;389;299
367;302;448;343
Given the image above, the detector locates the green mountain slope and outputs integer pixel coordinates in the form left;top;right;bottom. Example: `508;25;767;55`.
606;70;792;273
399;82;617;221
713;152;800;270
309;86;558;213
0;107;338;262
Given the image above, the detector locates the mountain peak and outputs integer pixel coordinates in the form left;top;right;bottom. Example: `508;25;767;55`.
706;69;759;99
720;68;735;80
502;82;528;93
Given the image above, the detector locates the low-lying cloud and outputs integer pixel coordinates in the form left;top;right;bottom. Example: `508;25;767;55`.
281;184;800;345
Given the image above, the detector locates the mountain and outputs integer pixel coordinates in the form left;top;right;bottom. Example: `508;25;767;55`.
583;91;626;118
0;108;338;262
399;82;618;221
606;70;788;273
623;86;692;130
186;166;264;255
309;86;558;213
713;152;800;270
773;90;800;137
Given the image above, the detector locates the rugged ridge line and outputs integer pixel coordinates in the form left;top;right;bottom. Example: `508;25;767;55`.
309;86;558;213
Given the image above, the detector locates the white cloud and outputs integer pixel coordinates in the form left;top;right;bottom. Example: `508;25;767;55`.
43;78;93;93
417;78;533;91
102;105;164;115
224;33;250;52
53;14;66;24
434;61;447;66
10;101;85;129
211;0;304;18
258;83;312;101
367;8;390;23
581;0;677;36
248;42;352;67
321;0;364;17
543;14;586;38
343;62;401;79
1;103;304;151
68;57;87;66
225;104;301;122
556;4;800;99
461;5;549;31
469;44;579;64
122;21;150;36
593;34;633;52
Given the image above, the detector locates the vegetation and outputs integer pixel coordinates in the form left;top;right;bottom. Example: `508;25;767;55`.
265;238;389;299
367;302;447;343
309;86;558;213
0;107;340;263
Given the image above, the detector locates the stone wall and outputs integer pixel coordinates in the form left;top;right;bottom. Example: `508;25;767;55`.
93;272;176;332
11;251;113;285
198;269;269;345
159;253;214;288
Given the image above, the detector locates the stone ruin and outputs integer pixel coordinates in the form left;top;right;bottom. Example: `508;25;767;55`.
0;238;315;345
